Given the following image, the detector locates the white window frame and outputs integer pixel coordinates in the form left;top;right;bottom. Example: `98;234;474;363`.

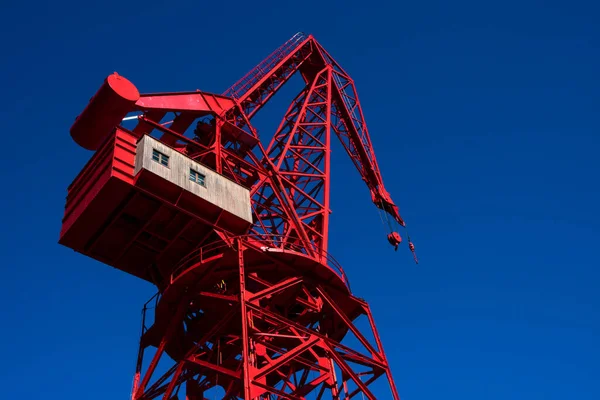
151;149;170;167
189;168;206;187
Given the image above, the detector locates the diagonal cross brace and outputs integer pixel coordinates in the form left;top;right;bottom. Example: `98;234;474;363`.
316;286;383;362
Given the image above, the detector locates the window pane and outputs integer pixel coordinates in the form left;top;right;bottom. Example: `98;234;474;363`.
152;149;169;167
189;169;206;186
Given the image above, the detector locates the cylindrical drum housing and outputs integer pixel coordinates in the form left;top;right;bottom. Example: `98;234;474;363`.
70;72;140;150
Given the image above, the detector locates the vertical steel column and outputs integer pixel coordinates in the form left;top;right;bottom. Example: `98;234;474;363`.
215;120;223;174
321;66;333;259
238;239;253;399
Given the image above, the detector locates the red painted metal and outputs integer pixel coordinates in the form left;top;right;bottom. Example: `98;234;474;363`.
387;232;402;251
71;72;140;150
60;32;411;398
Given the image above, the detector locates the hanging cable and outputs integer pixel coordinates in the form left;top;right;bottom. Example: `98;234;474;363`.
379;200;395;233
378;200;418;263
380;200;402;251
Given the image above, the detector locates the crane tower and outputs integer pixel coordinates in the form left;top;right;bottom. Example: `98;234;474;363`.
59;32;414;399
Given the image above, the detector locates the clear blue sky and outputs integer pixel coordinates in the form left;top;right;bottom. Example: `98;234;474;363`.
1;0;599;398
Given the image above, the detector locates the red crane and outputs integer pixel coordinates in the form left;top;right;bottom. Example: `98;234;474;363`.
60;32;416;399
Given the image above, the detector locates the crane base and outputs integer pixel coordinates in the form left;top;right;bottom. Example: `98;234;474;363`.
131;237;399;400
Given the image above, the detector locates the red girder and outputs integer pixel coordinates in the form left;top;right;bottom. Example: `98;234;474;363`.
130;238;399;400
63;32;410;400
119;32;406;258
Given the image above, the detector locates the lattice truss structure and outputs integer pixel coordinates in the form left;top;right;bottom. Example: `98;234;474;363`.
64;32;412;399
131;237;401;399
127;33;406;261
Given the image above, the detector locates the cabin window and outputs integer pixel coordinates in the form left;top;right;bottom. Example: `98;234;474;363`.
152;149;169;167
190;169;206;187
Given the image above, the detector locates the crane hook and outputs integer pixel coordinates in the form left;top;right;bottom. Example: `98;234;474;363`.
387;231;419;264
408;240;418;264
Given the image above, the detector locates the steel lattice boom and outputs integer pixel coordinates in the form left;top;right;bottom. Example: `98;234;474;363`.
59;32;412;399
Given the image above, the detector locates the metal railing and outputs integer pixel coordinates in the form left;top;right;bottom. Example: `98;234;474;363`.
170;233;351;291
224;32;309;100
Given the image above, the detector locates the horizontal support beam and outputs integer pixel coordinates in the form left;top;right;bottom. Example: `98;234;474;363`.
187;356;241;380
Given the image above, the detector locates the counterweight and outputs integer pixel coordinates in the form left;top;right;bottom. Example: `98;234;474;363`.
60;32;411;399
